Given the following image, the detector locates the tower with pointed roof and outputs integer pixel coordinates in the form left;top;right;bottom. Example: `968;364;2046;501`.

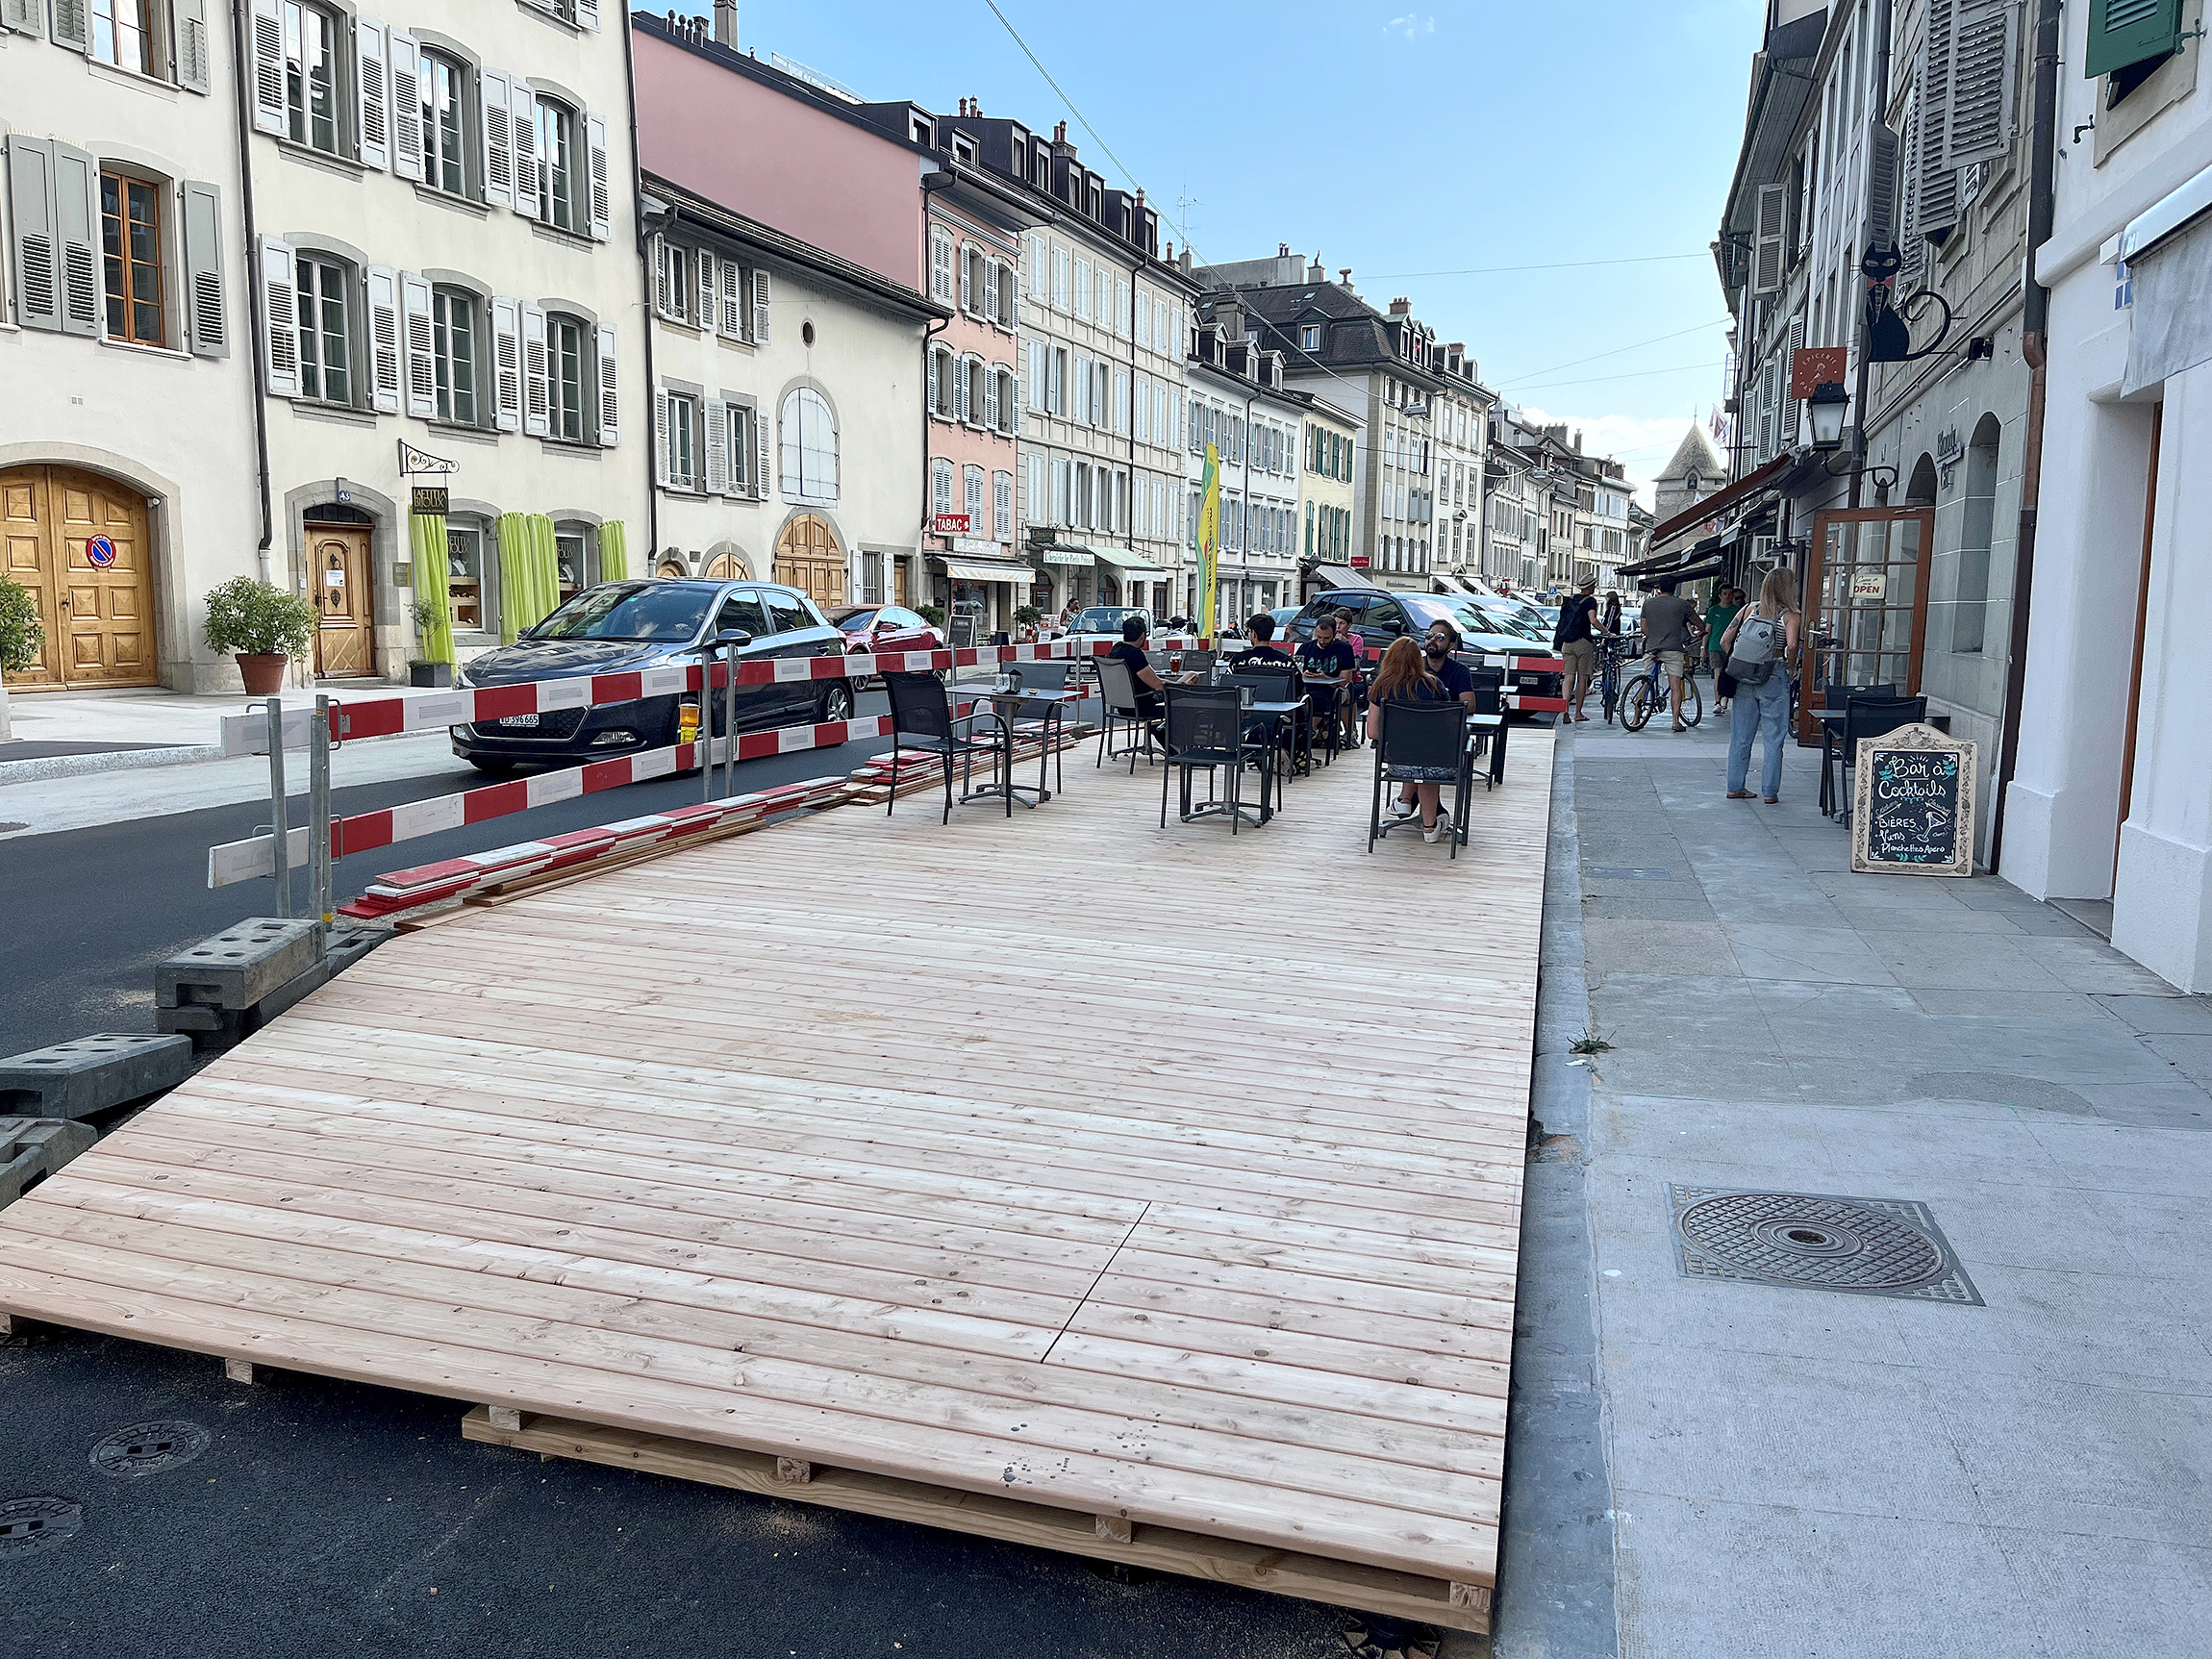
1651;425;1726;526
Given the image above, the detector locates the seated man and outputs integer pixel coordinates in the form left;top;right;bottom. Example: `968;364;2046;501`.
1295;613;1360;742
1107;614;1169;746
1237;613;1295;665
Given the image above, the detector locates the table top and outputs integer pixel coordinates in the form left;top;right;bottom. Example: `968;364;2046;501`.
1810;706;1952;730
968;686;1078;703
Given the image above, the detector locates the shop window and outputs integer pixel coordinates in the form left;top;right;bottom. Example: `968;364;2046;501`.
295;255;352;404
99;170;164;347
555;530;588;602
281;0;343;155
447;524;488;632
431;287;478;423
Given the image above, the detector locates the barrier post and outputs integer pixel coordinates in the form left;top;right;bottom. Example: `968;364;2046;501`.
310;693;334;942
720;637;739;802
264;697;291;918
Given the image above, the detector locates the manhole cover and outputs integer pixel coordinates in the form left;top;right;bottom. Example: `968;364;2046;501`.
0;1496;83;1558
1339;1614;1441;1658
89;1420;209;1478
1669;1187;1981;1304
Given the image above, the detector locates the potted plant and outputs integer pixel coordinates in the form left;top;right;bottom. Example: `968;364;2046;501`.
1015;603;1043;642
204;576;317;695
407;597;452;688
0;573;44;742
917;603;946;629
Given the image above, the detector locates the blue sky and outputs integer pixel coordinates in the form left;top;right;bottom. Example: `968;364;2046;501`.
678;0;1763;495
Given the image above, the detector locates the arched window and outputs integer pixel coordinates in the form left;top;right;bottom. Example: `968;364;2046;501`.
1950;415;2000;654
779;388;837;505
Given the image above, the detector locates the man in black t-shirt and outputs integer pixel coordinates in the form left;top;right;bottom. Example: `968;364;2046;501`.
1106;615;1168;742
1295;614;1360;745
1553;575;1599;723
1238;613;1295;665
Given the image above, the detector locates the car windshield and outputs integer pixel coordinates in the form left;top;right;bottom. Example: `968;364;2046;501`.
1398;594;1546;643
828;607;878;628
526;583;716;643
1071;607;1144;633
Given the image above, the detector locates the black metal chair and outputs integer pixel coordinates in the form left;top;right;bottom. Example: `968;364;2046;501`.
1231;667;1307;791
883;669;1010;823
1160;686;1266;832
1093;655;1155;772
998;662;1069;799
1467;666;1508;791
1839;694;1928;826
1370;698;1473;859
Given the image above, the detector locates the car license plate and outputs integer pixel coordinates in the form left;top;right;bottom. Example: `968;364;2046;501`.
499;713;540;729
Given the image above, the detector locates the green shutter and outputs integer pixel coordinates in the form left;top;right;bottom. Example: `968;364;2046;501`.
2083;0;2183;78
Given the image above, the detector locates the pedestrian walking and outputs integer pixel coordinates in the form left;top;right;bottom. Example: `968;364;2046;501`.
1601;591;1623;639
1705;585;1744;712
1720;568;1800;804
1638;576;1697;732
1553;576;1600;723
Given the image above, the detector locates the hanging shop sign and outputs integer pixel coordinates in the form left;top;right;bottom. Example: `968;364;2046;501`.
1789;346;1848;400
412;487;450;516
932;514;970;535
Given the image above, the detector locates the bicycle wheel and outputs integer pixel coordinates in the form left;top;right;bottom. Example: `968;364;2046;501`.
1601;662;1621;724
1681;675;1703;729
1622;676;1653;732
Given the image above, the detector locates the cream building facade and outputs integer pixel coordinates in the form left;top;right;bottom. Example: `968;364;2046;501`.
2;0;261;693
1298;397;1360;591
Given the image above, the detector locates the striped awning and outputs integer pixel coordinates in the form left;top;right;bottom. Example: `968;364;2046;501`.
937;559;1040;585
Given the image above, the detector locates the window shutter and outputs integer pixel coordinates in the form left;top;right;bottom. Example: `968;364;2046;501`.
958;245;973;311
932;459;950;515
1917;0;1963;240
653;388;671;486
1751;183;1787;293
2084;0;2183;79
180;181;228;358
51;142;99;337
983;258;999;322
6;138;61;332
1116;280;1129;336
984;364;999;429
926;347;940;415
490;296;522;432
719;257;745;334
249;0;286;133
1782;318;1806;450
1944;0;2018;169
575;0;600;30
1863;117;1900;251
510;80;540;215
697;254;716;338
957;356;973;423
365;264;402;412
352;17;390;170
401;271;435;417
586;113;612;240
0;0;45;37
754;409;771;498
704;395;729;493
994;471;1012;541
521;302;548;435
51;0;88;52
259;236;301;394
172;0;212;92
480;67;514;209
966;465;984;526
594;320;619;445
751;268;770;343
387;31;422;181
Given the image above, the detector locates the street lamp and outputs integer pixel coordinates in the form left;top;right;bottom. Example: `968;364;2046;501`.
1806;381;1849;451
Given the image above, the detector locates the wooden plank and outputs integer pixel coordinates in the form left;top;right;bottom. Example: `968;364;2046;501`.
461;1409;1489;1635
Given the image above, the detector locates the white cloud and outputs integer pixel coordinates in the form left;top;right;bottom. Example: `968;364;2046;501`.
1387;13;1436;39
1519;406;1717;509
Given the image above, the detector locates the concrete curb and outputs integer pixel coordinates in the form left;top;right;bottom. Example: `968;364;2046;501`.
0;743;225;787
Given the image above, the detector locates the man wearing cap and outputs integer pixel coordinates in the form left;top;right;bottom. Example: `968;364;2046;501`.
1553;575;1600;723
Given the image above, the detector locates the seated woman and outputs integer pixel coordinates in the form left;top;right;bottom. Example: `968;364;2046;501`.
1366;637;1457;843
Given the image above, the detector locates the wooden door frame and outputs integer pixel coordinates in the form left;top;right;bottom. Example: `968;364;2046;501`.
308;520;376;679
1797;505;1936;743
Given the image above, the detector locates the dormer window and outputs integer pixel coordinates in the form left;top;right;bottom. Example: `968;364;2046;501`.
909;114;933;145
952;133;977;165
1087;180;1103;220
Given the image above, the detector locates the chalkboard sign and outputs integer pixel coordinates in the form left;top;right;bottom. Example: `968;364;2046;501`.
1851;722;1978;878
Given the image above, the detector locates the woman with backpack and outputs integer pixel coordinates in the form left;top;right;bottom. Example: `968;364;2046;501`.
1719;567;1800;803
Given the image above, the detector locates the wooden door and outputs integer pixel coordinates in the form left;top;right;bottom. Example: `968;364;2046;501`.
893;555;912;607
310;524;376;679
1796;507;1935;744
0;465;157;691
772;514;846;607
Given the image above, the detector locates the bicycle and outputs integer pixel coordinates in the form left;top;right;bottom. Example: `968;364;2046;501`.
1596;636;1631;725
1621;647;1703;732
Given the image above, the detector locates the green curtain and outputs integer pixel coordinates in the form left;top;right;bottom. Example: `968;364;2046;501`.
598;519;629;582
496;513;561;642
409;512;455;666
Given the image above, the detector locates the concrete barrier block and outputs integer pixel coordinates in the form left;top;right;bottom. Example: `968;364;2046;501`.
157;918;323;1011
0;1119;97;1208
0;1034;195;1119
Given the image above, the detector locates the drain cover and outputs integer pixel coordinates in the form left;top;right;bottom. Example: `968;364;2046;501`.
89;1420;209;1478
0;1496;83;1557
1668;1186;1981;1304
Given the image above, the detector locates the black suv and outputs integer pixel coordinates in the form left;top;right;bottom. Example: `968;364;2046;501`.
451;580;852;771
1287;589;1563;715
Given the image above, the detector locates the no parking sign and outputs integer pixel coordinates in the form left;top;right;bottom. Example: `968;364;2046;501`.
86;535;117;568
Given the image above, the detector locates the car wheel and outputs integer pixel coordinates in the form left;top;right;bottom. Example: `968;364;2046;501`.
820;682;854;724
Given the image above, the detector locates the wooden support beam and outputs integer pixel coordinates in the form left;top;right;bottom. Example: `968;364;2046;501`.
1450;1581;1494;1617
487;1404;529;1433
223;1357;260;1384
773;1457;813;1485
1093;1514;1135;1544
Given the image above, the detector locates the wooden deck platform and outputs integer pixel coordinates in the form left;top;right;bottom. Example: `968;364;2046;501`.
0;728;1554;1633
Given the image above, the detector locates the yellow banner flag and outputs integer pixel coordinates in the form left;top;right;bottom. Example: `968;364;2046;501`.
1197;443;1221;633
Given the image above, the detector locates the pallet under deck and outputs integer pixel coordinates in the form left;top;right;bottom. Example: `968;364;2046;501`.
0;727;1554;1634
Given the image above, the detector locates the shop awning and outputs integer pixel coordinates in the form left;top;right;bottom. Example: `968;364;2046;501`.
1309;564;1382;591
1639;451;1795;556
1093;546;1168;579
936;558;1040;585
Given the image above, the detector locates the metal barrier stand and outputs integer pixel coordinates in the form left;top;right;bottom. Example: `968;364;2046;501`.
264;697;290;919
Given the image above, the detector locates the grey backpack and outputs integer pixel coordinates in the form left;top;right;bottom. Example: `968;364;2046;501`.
1727;611;1786;685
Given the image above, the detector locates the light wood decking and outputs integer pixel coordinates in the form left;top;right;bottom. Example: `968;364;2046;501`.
0;729;1554;1631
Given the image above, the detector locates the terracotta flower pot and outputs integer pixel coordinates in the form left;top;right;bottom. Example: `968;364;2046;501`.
235;652;289;695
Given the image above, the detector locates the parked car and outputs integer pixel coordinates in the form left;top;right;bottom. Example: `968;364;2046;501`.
1286;589;1565;716
1269;604;1303;632
827;603;943;674
451;580;852;771
1057;604;1154;655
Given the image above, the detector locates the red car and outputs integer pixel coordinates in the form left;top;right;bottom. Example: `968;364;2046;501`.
828;604;943;663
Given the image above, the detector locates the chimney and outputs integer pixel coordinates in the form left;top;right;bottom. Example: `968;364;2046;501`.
1278;241;1291;258
1179;246;1193;276
1051;120;1074;158
712;0;737;47
1389;297;1411;317
1308;255;1324;282
1339;267;1354;291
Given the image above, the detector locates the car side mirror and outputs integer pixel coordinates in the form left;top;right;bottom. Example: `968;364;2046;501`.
713;628;752;650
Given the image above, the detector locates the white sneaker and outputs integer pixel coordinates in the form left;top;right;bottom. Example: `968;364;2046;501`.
1394;797;1418;818
1422;824;1444;844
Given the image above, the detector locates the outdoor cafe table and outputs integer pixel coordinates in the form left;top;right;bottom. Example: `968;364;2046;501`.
959;685;1078;809
1811;705;1951;817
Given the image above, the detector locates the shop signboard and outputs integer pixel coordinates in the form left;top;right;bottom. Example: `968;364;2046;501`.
932;514;970;535
1850;723;1978;879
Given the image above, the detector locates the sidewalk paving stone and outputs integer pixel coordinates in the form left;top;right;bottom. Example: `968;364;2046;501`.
1995;1529;2212;1659
1857;930;2074;991
2095;992;2212;1033
1723;920;1899;985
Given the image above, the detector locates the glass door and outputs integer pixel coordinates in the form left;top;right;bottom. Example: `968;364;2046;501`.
1797;508;1934;743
